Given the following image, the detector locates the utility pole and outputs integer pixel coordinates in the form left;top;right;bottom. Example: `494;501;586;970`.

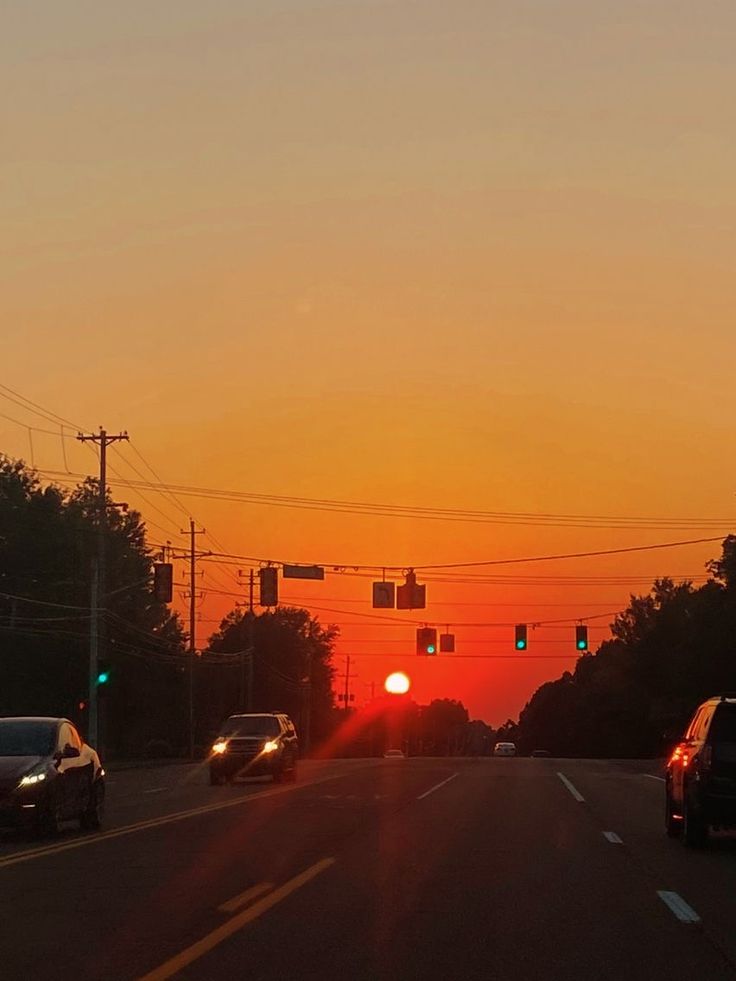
181;519;204;759
344;655;352;709
76;427;128;748
237;569;257;712
247;569;255;711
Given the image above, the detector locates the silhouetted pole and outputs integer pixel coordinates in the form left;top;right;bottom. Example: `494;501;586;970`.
76;427;128;748
181;518;204;758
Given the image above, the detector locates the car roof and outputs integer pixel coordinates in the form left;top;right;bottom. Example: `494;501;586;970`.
699;696;736;708
0;716;63;725
227;712;286;719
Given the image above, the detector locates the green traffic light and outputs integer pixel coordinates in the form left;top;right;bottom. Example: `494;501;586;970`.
516;640;527;650
576;640;587;650
427;645;436;654
97;671;110;685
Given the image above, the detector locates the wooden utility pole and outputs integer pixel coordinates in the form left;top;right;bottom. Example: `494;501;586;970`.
181;519;204;758
76;427;128;748
247;569;255;711
343;655;352;709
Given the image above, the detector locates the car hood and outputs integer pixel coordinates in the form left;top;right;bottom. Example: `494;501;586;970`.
0;756;43;788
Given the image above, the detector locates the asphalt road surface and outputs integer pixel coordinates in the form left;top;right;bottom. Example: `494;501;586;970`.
2;757;736;981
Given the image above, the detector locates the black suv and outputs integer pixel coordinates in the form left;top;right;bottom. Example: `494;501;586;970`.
665;694;736;846
209;713;298;785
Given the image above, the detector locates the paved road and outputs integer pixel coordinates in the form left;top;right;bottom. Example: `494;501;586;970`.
2;757;736;981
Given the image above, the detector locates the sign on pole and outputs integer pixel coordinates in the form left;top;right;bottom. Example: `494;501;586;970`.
282;564;325;580
372;581;396;608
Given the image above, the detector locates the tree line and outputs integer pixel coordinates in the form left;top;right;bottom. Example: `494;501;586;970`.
0;455;491;760
516;536;736;757
0;456;337;758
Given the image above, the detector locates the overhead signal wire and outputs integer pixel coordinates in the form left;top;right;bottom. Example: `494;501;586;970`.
161;536;718;576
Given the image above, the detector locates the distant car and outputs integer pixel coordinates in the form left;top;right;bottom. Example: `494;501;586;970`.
493;741;517;757
666;694;736;847
209;713;298;785
0;716;104;835
383;749;406;759
530;749;551;758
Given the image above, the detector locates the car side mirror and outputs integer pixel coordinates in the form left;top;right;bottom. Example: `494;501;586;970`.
62;744;81;759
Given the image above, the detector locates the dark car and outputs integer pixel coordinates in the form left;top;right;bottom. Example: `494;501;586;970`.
209;713;298;785
530;749;551;758
0;717;105;835
665;694;736;846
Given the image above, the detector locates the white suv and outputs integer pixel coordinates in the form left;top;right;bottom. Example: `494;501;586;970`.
493;741;517;757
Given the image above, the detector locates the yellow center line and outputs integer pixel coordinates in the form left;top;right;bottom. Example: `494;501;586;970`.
218;881;273;915
0;764;377;871
137;858;336;981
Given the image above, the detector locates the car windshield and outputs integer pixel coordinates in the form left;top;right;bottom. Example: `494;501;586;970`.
0;720;56;757
710;705;736;742
222;717;280;737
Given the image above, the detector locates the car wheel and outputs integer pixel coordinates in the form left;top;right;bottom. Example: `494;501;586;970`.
682;794;708;848
80;779;104;832
665;790;681;838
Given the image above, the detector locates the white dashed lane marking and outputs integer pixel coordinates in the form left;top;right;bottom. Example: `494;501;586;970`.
557;772;585;802
657;891;701;924
417;773;459;800
602;831;623;844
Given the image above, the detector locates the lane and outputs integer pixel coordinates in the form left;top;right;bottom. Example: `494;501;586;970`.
0;758;380;863
3;758;736;981
143;759;736;981
561;757;736;968
0;758;458;981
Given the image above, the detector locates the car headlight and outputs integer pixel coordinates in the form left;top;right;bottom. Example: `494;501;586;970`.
19;769;47;788
262;740;279;754
212;740;228;755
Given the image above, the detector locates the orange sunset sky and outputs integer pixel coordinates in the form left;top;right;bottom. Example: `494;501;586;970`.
2;2;735;725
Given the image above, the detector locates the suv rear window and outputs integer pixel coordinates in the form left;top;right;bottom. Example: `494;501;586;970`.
223;716;280;737
709;705;736;742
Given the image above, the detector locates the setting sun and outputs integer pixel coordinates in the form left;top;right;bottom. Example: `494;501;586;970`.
385;672;411;696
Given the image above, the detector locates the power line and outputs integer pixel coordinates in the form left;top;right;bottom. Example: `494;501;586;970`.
31;469;734;531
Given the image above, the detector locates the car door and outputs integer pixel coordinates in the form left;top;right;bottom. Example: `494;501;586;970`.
68;723;92;814
283;718;298;760
55;722;83;818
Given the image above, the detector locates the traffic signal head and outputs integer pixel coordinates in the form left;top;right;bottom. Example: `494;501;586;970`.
575;625;588;651
96;660;111;686
514;624;528;651
153;563;173;603
416;627;437;655
259;567;278;607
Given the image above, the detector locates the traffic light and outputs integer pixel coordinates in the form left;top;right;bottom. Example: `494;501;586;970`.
575;625;588;651
96;660;111;687
440;632;455;653
416;627;437;656
259;567;278;607
397;570;426;610
153;563;173;603
515;624;528;651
